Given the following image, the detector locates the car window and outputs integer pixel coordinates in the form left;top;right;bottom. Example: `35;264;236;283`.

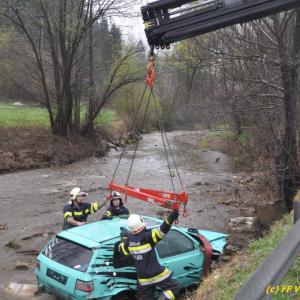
43;237;93;272
156;229;195;259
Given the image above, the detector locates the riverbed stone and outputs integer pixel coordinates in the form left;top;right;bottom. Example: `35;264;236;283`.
5;282;37;298
220;255;231;262
15;261;30;270
0;224;8;230
223;244;240;255
5;240;21;250
228;216;256;228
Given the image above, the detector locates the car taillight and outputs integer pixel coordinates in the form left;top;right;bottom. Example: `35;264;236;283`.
75;280;93;293
36;260;40;271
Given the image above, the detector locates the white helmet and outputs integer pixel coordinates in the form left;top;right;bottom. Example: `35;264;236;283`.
127;214;145;234
111;191;121;199
70;187;87;201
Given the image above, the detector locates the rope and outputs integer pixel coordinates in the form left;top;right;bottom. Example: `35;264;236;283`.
126;89;153;185
151;89;176;194
112;55;185;201
111;85;148;181
153;89;185;192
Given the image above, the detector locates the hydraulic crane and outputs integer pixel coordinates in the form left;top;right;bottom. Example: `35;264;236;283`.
141;0;300;50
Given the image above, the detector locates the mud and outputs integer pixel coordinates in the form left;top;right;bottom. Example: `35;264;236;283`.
0;130;284;299
0;123;128;173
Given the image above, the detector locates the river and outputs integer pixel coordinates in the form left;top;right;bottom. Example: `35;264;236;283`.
0;130;276;299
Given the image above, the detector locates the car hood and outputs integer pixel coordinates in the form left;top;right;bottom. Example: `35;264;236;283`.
198;229;228;253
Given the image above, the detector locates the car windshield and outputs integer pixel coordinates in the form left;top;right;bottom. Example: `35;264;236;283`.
43;237;93;272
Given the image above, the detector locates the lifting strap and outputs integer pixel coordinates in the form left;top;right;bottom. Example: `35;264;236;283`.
109;54;188;216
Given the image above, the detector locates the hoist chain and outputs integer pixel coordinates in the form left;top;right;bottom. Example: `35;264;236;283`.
111;53;185;201
111;85;148;181
126;89;153;186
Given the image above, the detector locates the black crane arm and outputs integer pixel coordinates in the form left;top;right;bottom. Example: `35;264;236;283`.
141;0;300;49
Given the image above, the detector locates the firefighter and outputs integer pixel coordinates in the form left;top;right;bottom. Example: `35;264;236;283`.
63;187;108;230
102;191;129;219
118;210;180;300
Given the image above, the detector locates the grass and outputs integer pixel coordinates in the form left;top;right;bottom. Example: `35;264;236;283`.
195;213;300;300
198;129;234;150
95;109;118;125
0;102;50;127
0;101;118;127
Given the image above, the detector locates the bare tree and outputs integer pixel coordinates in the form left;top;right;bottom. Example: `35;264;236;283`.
82;46;144;134
157;9;300;210
4;0;139;136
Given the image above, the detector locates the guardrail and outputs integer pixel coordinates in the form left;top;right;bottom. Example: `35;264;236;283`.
234;200;300;300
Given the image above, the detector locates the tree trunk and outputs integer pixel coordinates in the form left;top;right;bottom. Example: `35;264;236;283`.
85;0;95;136
276;11;300;211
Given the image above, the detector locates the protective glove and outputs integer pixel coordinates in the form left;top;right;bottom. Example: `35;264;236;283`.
168;209;179;223
120;227;130;240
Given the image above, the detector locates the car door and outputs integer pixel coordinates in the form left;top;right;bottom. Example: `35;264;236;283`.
155;229;204;287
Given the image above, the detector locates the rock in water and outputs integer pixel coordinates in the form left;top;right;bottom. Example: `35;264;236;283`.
15;261;30;270
4;282;37;298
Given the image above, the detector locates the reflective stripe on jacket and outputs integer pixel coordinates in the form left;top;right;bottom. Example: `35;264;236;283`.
63;202;99;223
102;205;129;219
119;218;172;284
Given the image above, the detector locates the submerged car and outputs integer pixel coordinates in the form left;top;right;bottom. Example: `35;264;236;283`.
35;215;228;300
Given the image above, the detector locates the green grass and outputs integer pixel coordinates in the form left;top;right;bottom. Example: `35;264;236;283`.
196;214;300;300
206;129;234;139
198;129;234;150
0;101;118;127
0;102;50;127
95;109;118;125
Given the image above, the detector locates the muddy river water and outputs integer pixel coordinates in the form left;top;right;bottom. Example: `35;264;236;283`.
0;130;281;299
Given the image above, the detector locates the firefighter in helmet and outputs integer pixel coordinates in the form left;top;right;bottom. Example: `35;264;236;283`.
102;191;129;219
118;210;180;300
63;187;108;230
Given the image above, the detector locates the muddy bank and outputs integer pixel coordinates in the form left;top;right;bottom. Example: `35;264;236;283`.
174;132;284;246
0;122;127;173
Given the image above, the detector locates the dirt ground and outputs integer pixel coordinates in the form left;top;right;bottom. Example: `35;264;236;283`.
0;122;127;173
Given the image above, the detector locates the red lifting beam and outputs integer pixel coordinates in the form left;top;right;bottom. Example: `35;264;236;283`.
108;182;188;211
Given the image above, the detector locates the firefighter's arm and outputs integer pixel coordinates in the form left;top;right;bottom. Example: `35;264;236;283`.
63;210;86;226
90;198;110;214
150;210;179;244
67;216;86;226
102;208;113;219
118;239;130;256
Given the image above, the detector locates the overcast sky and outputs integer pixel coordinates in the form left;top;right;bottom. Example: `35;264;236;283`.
112;0;148;46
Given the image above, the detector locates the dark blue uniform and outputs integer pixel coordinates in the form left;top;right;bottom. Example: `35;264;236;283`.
102;199;129;219
63;201;99;229
119;217;180;300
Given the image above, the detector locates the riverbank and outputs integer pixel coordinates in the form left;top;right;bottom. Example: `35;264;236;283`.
0;130;286;300
0;121;127;173
194;213;297;300
0;126;284;246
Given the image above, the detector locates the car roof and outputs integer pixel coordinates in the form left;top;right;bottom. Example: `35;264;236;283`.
58;216;163;247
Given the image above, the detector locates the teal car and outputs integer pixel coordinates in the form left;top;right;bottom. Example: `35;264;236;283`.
35;216;228;300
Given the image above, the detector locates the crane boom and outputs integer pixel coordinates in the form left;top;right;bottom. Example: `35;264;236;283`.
141;0;300;49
